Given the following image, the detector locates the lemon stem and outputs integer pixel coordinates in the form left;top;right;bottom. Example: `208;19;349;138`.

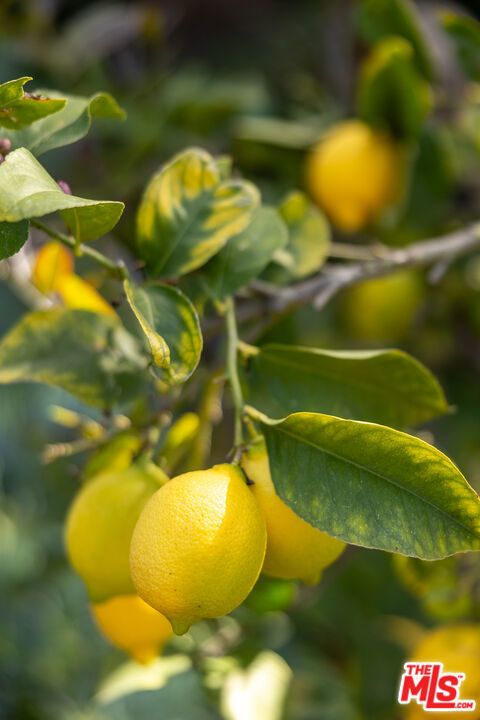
225;296;244;449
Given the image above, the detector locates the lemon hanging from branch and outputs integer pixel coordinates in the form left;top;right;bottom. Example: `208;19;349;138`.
130;464;266;635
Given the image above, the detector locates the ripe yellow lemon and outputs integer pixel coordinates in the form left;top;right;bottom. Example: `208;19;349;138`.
66;462;168;601
241;441;345;585
130;464;266;635
91;594;172;664
306;120;403;232
341;270;424;342
405;625;480;719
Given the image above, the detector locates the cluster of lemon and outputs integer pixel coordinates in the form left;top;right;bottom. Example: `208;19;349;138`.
64;441;345;662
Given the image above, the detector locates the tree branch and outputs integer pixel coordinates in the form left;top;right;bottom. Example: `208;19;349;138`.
204;222;480;341
268;222;480;314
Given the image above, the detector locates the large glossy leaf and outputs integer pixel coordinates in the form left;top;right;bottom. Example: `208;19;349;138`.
203;207;288;299
358;37;431;139
0;148;123;241
249;409;480;559
124;280;202;384
244;345;448;428
3;90;125;155
357;0;434;80
0;220;29;259
0;77;65;129
136;148;260;277
0;308;147;408
264;192;330;283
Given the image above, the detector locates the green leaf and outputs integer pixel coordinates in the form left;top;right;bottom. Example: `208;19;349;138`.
3;90;125;155
358;37;431;139
136;147;260;278
357;0;434;79
249;409;480;559
202;207;288;299
264;192;330;283
0;77;31;108
244;345;448;428
0;148;123;241
0;220;29;259
124;280;202;384
0;309;147;408
0;77;65;129
441;11;480;81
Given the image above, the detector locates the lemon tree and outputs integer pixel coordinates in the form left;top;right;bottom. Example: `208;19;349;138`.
1;81;480;572
1;26;480;713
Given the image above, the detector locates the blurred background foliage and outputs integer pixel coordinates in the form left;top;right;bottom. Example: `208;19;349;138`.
2;1;480;719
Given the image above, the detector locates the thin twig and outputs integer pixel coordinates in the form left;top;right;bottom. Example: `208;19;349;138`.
199;222;480;341
271;222;480;313
31;219;128;280
328;241;384;261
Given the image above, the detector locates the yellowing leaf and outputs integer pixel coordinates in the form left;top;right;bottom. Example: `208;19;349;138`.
124;281;202;384
136;148;259;277
0;309;147;408
32;241;74;294
56;274;116;317
250;409;480;560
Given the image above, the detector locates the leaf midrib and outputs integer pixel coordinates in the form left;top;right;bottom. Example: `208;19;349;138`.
156;159;220;274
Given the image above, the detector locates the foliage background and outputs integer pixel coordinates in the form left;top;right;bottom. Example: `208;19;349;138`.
1;1;480;718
